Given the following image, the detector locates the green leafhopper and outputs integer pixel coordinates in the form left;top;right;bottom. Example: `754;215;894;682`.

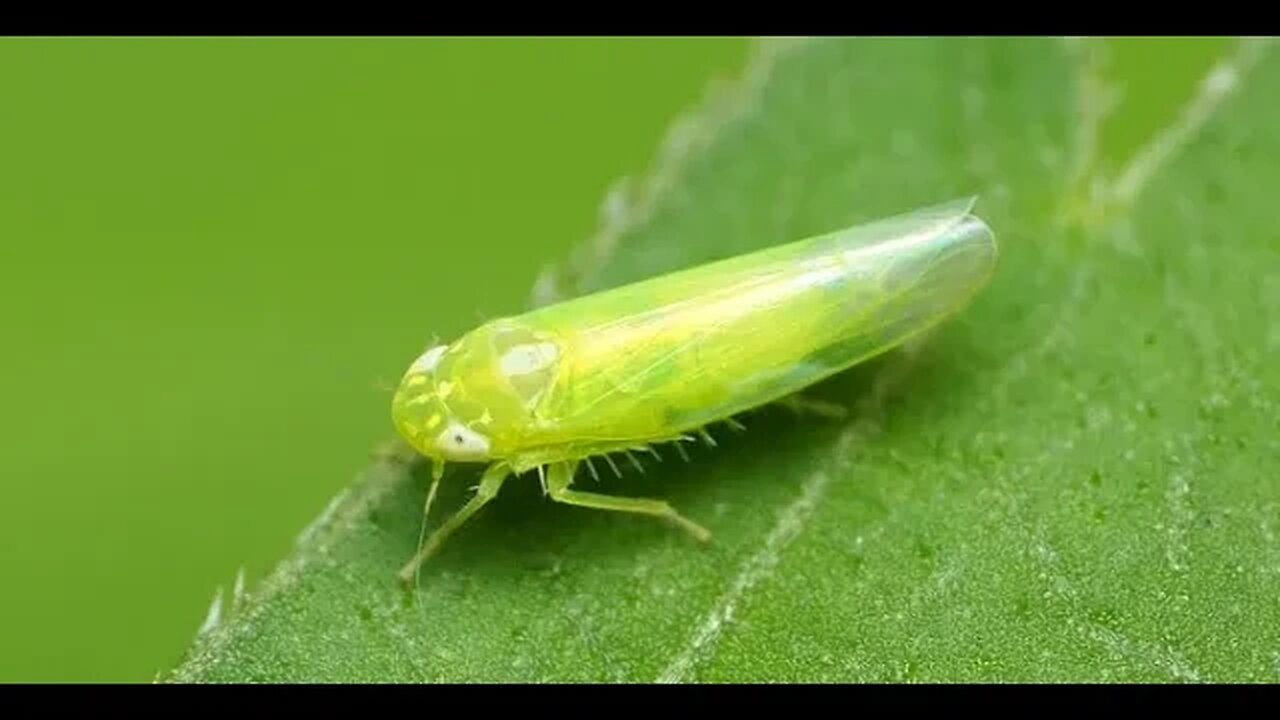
390;197;997;582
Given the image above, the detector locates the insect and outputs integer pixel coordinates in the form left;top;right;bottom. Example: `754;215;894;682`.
390;196;997;583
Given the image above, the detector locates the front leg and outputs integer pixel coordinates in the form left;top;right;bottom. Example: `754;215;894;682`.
544;460;711;543
397;462;511;584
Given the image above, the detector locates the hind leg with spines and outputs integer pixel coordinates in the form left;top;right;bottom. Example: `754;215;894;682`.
544;459;711;542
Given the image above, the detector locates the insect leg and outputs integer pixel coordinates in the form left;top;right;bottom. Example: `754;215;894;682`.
397;462;511;584
777;394;849;420
545;460;711;543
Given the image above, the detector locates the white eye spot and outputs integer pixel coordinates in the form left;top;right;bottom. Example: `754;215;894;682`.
436;421;491;459
411;345;447;374
499;342;558;377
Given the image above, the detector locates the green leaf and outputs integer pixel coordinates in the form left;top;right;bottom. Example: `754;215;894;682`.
163;37;1280;683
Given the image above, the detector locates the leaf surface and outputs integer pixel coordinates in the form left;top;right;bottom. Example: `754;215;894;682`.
165;37;1280;683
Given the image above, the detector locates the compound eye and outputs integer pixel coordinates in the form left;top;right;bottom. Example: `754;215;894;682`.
436;421;491;458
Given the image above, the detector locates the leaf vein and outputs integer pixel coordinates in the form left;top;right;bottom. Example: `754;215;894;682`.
654;456;833;683
1109;37;1274;207
1034;533;1206;681
656;342;925;682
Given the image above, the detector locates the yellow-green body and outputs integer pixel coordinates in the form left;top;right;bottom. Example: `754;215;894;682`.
391;198;996;581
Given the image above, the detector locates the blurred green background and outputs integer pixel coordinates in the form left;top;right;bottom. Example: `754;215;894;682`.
0;37;749;682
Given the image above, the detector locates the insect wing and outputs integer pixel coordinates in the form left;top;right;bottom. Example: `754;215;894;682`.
532;198;997;438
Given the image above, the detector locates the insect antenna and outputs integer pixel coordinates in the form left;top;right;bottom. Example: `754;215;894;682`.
411;461;446;589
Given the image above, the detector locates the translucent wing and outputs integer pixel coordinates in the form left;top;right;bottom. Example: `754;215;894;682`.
524;198;997;442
